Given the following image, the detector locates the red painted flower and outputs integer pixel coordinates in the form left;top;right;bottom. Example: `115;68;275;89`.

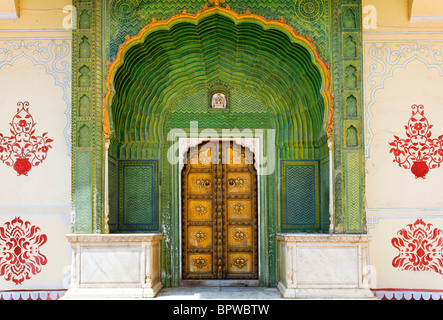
392;219;443;275
0;217;47;285
389;105;443;179
18;120;27;128
414;122;423;131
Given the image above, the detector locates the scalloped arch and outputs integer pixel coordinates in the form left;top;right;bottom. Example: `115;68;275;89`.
104;5;333;156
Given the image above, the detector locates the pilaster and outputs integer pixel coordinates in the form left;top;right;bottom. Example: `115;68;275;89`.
331;0;366;233
72;0;105;233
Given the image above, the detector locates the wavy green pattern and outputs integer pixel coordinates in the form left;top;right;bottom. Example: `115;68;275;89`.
111;12;327;159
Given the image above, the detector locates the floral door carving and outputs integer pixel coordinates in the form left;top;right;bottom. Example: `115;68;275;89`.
182;141;258;280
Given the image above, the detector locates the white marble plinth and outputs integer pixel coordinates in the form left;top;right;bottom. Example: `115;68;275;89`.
277;234;376;299
63;233;163;299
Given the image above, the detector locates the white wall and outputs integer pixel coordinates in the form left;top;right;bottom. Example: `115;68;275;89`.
0;0;72;295
363;0;443;296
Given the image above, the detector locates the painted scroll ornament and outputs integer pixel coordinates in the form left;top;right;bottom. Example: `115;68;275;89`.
0;102;53;176
389;104;443;179
0;217;48;285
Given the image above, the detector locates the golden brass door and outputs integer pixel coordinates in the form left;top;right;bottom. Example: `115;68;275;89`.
182;141;258;280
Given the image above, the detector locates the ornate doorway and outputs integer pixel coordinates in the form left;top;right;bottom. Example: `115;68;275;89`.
181;141;258;281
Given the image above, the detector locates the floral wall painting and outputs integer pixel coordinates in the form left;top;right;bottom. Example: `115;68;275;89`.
0;102;53;176
392;219;443;275
389;104;443;179
0;217;48;285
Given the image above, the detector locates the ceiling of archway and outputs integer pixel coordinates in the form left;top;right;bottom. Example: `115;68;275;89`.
106;6;332;155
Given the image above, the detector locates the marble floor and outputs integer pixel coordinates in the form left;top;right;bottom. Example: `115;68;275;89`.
153;286;283;300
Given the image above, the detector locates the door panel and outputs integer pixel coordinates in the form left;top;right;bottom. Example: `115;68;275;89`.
187;226;213;249
227;227;252;247
188;253;213;274
227;253;253;274
187;173;213;195
187;200;212;221
226;172;252;194
182;141;257;281
227;200;251;220
182;145;217;280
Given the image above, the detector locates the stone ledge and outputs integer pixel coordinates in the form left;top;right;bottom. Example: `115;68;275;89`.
66;233;163;243
63;284;163;300
277;233;376;299
63;233;163;299
276;233;372;243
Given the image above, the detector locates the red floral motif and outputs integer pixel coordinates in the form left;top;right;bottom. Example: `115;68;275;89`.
0;101;53;176
389;104;443;179
392;219;443;274
0;217;48;285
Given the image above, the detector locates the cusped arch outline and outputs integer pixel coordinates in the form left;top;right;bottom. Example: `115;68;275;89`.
103;5;334;155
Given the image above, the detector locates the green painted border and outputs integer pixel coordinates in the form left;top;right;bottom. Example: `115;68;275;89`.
344;150;363;233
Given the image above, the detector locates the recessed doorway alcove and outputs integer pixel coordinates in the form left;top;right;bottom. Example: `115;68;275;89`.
104;5;333;289
66;1;372;299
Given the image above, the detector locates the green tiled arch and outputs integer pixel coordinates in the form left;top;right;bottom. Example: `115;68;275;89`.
107;8;331;159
